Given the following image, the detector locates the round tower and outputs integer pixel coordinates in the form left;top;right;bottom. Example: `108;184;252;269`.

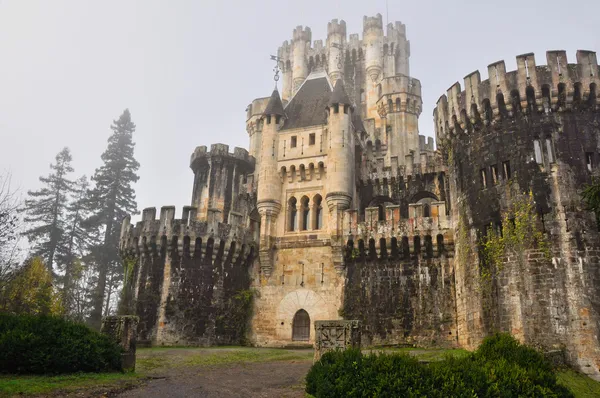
435;50;600;380
292;26;311;95
363;14;383;82
256;89;285;276
326;80;354;212
278;40;293;102
326;19;347;83
363;14;384;124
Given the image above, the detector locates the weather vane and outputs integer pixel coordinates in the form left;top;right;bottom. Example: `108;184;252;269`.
270;55;283;89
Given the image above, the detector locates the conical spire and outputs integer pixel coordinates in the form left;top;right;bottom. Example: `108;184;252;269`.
329;79;351;106
263;89;285;116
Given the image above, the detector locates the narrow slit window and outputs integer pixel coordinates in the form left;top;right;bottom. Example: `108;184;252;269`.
309;133;315;145
546;139;555;163
503;161;511;179
534;140;543;164
586;152;594;172
480;168;487;188
291;136;297;148
490;165;499;185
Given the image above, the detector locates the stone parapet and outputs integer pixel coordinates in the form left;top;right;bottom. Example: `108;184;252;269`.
435;50;600;143
120;205;256;261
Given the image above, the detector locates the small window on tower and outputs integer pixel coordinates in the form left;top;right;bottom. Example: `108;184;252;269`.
534;140;543;164
291;136;297;148
309;133;315;145
480;168;487;188
490;165;499;185
586;152;594;172
503;161;511;180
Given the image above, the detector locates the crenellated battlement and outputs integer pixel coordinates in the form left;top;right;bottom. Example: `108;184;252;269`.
360;148;443;184
342;204;453;260
434;50;600;142
119;206;256;260
293;26;312;42
386;21;406;38
190;143;254;170
327;19;346;37
363;14;383;32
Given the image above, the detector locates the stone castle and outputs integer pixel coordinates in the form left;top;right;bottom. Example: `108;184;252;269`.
119;14;600;378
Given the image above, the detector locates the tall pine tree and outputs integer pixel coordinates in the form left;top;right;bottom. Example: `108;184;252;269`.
21;147;74;274
86;109;139;329
57;175;96;314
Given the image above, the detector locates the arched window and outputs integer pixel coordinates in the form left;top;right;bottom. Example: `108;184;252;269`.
292;309;310;341
288;197;297;232
313;194;323;230
378;204;386;221
396;98;401;112
360;89;366;103
423;203;431;217
300;196;310;231
387;98;393;112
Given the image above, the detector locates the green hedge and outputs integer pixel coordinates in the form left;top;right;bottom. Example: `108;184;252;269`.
0;314;122;374
306;333;573;397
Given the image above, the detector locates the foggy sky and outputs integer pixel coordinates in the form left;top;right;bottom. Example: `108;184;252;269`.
1;0;598;221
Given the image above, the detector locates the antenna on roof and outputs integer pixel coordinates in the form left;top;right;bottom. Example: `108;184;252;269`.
270;55;283;89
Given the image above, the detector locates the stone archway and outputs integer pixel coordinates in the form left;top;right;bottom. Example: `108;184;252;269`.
292;309;310;341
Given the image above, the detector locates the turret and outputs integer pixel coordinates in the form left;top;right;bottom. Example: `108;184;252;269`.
363;14;384;124
256;89;285;276
292;26;311;95
189;144;254;223
326;80;354;212
326;19;347;83
278;41;293;102
363;14;383;82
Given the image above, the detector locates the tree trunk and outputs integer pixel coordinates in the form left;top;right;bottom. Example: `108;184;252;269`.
88;201;115;330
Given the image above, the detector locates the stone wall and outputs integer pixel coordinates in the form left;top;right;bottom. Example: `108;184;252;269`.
342;240;456;347
435;50;600;378
120;207;256;346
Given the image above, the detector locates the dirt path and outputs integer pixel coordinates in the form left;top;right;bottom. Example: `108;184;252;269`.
116;349;313;398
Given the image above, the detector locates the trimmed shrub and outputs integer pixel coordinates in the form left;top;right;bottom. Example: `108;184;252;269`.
306;333;574;398
0;314;122;374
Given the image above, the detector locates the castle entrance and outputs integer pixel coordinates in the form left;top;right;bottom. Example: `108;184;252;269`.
292;309;310;341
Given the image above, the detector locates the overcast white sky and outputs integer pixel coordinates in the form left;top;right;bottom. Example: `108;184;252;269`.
1;0;598;221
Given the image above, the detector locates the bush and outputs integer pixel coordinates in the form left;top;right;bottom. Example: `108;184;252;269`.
306;333;574;398
0;314;122;374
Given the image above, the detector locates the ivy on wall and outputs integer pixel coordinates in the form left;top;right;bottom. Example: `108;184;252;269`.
479;191;550;288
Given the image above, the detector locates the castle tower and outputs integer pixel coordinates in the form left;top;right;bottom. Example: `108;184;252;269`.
326;80;355;270
190;144;254;223
363;14;384;125
326;19;346;83
256;89;285;276
435;50;600;380
291;26;311;95
278;41;293;101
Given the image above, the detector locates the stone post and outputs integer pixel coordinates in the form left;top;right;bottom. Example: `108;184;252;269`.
314;320;361;361
101;315;139;372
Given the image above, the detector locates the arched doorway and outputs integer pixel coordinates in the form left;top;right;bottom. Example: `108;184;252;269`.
292;309;310;341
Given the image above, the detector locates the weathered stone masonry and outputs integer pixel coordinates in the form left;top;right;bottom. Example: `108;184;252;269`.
435;50;600;378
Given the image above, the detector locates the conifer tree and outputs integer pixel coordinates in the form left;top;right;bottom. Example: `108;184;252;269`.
21;147;74;274
86;109;139;329
57;175;96;314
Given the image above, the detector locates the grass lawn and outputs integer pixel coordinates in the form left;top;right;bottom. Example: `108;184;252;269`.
0;372;143;397
0;347;314;397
